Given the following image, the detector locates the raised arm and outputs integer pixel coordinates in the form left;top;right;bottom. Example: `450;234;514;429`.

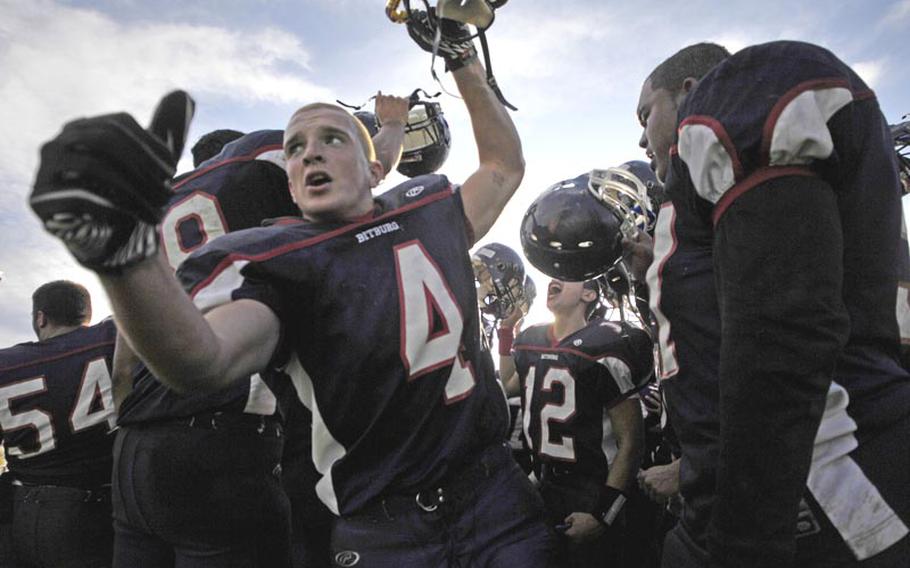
497;307;524;397
452;59;524;243
371;91;409;176
403;14;523;243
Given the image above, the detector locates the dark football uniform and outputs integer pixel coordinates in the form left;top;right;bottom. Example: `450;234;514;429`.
647;41;910;567
112;129;300;568
177;174;552;566
159;129;293;269
0;319;116;567
897;212;910;370
512;319;653;567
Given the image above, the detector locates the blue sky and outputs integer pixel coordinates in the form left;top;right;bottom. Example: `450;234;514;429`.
1;0;908;345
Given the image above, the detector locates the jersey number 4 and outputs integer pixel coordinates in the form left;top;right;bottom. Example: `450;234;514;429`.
0;358;115;459
395;241;475;404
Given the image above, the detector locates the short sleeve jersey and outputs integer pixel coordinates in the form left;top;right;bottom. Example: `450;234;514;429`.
159;129;296;269
646;40;910;555
512;319;653;482
0;320;116;488
174;174;509;516
118;129;299;426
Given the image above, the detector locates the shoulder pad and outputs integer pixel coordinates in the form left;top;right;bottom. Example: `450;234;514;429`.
376;174;453;210
677;41;870;206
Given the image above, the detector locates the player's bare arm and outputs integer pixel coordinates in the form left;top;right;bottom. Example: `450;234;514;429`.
371;91;409;175
605;397;645;494
111;331;138;410
452;58;524;243
101;253;280;395
497;306;524;396
563;396;644;543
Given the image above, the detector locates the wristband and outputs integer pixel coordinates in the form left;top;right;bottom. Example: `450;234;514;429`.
595;486;627;527
497;326;514;356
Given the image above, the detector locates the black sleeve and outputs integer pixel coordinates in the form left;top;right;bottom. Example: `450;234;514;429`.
706;174;851;567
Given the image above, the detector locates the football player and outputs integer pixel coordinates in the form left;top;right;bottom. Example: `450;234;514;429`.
0;281;116;567
632;41;910;566
499;277;653;568
190;129;245;167
30;13;554;568
109;94;411;567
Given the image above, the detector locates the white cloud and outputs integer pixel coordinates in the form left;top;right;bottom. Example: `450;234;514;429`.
0;0;336;346
852;60;885;89
0;0;333;183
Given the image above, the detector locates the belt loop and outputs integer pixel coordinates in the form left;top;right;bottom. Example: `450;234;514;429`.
188;416;196;428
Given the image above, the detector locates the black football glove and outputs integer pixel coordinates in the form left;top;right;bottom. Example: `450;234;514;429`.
406;9;477;72
30;91;195;274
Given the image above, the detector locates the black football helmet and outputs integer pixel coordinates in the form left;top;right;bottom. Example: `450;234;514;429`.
353;110;380;138
521;170;645;282
520;274;536;313
471;242;525;320
397;100;452;177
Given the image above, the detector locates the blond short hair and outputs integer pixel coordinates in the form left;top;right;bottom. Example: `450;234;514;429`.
288;103;376;162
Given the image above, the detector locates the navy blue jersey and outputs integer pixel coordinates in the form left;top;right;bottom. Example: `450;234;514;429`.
512;319;653;482
160;129;297;269
647;41;910;563
0;320;116;488
173;174;509;515
118;129;299;426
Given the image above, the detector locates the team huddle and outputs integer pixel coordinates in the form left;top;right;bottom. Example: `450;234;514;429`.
2;2;909;568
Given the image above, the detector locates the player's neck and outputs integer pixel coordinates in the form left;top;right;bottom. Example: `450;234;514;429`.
550;312;587;342
39;324;84;341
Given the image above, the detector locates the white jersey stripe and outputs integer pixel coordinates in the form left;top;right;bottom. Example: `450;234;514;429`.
285;354;345;516
807;382;908;559
769;87;852;167
597;356;634;394
647;204;680;379
191;260;250;313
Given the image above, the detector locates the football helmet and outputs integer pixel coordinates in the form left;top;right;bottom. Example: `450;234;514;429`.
615;160;665;224
520;274;536;313
521;171;640;282
397;100;452;177
588;163;658;234
353;110;380;138
472;242;525;320
386;0;508;32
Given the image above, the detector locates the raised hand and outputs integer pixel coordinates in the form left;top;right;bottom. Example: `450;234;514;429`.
30;91;195;273
405;9;477;71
